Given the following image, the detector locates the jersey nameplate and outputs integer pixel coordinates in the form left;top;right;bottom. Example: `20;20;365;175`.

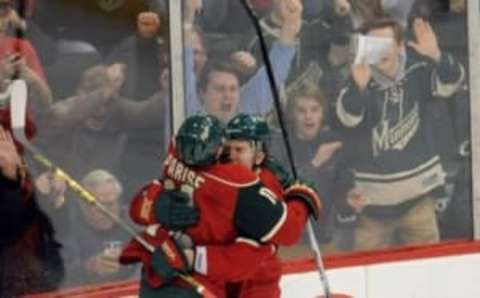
164;154;205;190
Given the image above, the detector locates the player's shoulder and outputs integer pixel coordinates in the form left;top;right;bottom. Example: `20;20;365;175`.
259;168;284;197
259;167;277;181
203;163;260;188
259;167;280;185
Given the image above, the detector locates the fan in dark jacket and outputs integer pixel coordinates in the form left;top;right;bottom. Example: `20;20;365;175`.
270;82;352;252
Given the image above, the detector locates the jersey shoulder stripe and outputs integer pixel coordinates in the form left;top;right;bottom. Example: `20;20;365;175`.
203;164;259;188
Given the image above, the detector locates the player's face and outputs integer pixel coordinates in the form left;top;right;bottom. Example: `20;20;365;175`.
201;71;240;123
293;97;324;140
227;140;257;170
368;26;403;78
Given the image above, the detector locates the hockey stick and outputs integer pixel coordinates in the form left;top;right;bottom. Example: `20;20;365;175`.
239;1;340;297
9;79;213;298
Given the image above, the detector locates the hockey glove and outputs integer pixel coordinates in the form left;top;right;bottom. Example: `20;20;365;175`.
154;190;200;230
120;225;192;287
120;225;171;287
285;180;322;220
151;236;191;283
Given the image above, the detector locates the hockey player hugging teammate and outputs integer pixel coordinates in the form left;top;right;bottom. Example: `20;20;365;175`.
120;115;322;298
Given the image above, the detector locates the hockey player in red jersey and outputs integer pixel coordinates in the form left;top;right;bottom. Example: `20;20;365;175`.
122;115;317;298
124;114;321;298
226;114;320;245
224;114;320;298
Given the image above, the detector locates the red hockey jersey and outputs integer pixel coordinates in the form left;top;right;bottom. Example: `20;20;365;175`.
129;143;288;297
227;168;311;298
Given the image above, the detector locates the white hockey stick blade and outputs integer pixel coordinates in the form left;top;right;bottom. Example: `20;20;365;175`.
10;79;30;145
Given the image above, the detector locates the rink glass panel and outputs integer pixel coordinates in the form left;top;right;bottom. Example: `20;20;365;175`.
176;0;473;261
0;0;473;294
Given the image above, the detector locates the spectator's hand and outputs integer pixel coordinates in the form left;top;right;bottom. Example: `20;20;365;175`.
6;8;27;31
1;54;41;85
0;126;22;181
35;171;67;207
311;141;342;168
86;253;121;277
184;0;202;25
230;51;257;76
334;0;351;16
450;0;465;13
407;18;441;63
107;63;126;94
346;189;368;214
16;58;42;85
351;63;371;91
1;54;21;79
84;87;117;107
279;0;303;45
137;11;160;39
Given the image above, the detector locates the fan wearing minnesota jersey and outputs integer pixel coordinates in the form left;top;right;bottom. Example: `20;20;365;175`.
335;17;465;250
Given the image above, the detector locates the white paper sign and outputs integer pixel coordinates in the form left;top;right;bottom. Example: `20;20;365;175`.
352;34;394;65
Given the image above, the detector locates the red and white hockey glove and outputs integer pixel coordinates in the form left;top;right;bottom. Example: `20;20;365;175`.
284;180;323;219
151;235;190;283
119;225;189;287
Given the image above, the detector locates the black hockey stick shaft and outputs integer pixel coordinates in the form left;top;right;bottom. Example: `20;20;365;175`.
239;0;298;179
239;1;332;297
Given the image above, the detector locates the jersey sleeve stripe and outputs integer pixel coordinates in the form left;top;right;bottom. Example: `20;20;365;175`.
235;237;261;247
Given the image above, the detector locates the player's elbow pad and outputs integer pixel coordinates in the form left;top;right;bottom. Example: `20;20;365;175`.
234;185;287;243
129;180;163;225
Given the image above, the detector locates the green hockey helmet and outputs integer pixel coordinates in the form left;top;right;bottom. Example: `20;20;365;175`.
225;114;270;144
176;115;225;167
